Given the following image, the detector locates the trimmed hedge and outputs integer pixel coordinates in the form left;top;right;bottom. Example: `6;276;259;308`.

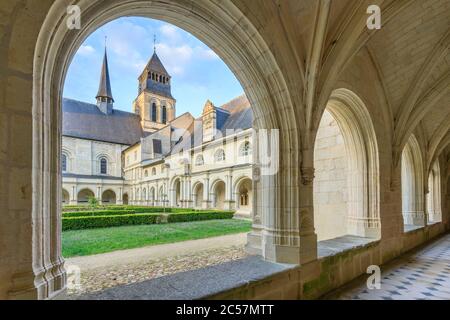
62;210;136;218
61;205;192;213
62;213;159;231
62;210;235;231
167;211;234;223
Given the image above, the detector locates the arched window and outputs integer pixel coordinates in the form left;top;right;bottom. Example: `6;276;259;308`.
195;155;204;166
161;106;167;124
152;168;156;175
100;157;108;175
239;141;251;157
215;149;225;162
240;192;249;206
151;103;157;122
144;170;148;177
62;154;68;172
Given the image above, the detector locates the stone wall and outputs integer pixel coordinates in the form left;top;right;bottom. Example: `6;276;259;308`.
314;110;348;241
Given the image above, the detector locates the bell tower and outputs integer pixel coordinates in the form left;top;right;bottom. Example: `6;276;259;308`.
133;43;176;132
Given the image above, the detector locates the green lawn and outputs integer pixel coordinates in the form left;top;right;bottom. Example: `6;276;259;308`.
62;219;252;258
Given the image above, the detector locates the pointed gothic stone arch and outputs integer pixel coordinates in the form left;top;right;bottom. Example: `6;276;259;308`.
401;134;425;229
427;160;442;224
31;0;312;299
313;88;380;240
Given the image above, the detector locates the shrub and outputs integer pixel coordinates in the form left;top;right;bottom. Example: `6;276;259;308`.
62;210;136;218
87;196;99;208
167;211;234;223
62;213;159;231
61;209;235;231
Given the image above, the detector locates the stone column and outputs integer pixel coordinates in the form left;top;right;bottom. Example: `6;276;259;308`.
203;176;210;209
246;132;318;265
70;185;77;205
224;173;234;210
97;186;102;204
117;187;123;205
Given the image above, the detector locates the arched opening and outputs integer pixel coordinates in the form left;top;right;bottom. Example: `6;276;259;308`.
123;193;129;205
100;157;108;175
31;0;310;300
61;154;68;173
211;180;226;210
235;177;252;217
193;183;204;208
62;189;70;205
77;189;95;205
161;106;167;124
427;160;442;223
151;103;157;122
313;89;380;241
401;135;425;230
102;190;117;205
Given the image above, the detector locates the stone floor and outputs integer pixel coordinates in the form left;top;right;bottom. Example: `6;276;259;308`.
325;233;450;300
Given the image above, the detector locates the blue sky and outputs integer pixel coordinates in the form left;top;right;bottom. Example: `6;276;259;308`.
63;17;244;117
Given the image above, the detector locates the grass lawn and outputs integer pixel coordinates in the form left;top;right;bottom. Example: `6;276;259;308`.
62;219;252;258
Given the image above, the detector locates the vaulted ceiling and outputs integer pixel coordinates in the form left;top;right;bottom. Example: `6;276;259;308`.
233;0;449;170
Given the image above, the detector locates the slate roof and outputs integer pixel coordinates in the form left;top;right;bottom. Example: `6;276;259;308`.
146;52;170;76
171;94;252;153
62;98;144;145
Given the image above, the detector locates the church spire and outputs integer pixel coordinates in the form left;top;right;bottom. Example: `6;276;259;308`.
96;43;114;114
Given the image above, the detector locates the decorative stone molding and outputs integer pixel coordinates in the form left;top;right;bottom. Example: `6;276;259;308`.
301;167;315;185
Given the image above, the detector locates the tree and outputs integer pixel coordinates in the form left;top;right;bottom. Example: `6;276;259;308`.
87;196;99;208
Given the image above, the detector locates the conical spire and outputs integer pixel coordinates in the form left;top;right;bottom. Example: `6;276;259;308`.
96;47;114;103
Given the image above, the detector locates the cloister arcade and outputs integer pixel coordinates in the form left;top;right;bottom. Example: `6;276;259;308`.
0;0;448;300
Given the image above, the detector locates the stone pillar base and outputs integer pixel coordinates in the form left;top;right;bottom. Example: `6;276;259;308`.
246;227;318;264
8;264;66;300
202;200;211;209
224;200;235;211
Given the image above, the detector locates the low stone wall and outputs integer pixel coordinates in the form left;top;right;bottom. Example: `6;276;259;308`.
207;223;448;300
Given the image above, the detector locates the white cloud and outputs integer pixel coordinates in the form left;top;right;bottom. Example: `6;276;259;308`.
159;24;180;42
155;43;193;76
196;47;219;60
78;45;95;56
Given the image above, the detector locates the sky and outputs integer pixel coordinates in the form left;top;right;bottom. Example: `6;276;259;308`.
63;17;244;117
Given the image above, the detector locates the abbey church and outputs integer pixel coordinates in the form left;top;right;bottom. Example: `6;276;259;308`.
61;48;254;216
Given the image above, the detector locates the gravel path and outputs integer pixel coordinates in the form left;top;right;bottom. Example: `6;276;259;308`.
64;233;249;297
